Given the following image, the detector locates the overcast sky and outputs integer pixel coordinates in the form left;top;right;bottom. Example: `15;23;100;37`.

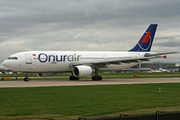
0;0;180;67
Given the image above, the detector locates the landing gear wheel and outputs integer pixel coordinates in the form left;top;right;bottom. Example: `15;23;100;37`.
92;68;102;81
24;73;29;82
92;76;102;81
98;76;102;80
92;76;96;81
69;76;79;81
24;77;29;82
69;76;73;80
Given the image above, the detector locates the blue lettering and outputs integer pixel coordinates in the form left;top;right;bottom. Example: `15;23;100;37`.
56;55;63;62
38;54;80;63
63;55;67;62
49;55;55;62
38;53;48;63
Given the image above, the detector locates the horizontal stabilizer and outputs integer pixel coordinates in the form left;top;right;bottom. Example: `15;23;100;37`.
144;52;177;57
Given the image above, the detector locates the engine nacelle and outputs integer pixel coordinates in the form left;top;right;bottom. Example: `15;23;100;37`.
73;65;93;77
37;73;54;77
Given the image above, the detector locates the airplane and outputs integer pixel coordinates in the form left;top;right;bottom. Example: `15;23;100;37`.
2;24;177;82
148;68;162;73
159;65;175;72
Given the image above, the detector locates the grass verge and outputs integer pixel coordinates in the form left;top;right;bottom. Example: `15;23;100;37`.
0;83;180;119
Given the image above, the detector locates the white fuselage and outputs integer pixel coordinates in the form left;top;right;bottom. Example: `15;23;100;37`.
2;51;153;73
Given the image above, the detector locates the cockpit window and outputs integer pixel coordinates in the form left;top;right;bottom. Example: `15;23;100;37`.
8;57;18;60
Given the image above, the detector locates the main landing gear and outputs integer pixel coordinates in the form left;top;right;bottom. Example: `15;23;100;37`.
69;76;79;80
92;76;102;81
91;68;102;81
24;73;29;82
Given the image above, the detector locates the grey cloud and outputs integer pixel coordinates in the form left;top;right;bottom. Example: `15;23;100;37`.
1;0;180;64
155;41;180;47
154;34;180;47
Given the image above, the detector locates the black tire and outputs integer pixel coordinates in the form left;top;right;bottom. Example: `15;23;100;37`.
92;76;96;81
69;76;73;80
69;76;79;81
98;76;102;80
75;77;79;80
24;78;29;82
92;76;102;81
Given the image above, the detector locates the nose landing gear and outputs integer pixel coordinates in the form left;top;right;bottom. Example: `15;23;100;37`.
24;73;29;82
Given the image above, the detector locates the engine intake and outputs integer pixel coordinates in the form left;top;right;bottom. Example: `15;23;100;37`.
73;65;93;77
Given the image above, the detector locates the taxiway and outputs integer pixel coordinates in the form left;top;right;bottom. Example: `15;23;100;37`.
0;78;180;88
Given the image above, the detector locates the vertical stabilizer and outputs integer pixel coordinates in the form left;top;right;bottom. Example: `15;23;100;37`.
129;24;158;52
159;65;162;71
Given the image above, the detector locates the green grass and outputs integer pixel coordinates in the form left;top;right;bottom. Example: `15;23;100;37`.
0;83;180;119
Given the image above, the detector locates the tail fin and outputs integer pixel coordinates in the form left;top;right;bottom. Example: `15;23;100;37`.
159;65;162;70
129;24;158;52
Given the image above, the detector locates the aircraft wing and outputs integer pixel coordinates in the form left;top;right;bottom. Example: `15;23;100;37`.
69;57;141;67
69;52;177;68
69;57;153;67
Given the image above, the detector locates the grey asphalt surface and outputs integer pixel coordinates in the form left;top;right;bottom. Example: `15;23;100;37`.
0;78;180;88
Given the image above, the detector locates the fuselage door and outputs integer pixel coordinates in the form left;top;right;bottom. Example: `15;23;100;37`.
25;54;32;64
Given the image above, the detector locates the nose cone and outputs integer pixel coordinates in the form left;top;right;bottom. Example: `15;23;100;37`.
2;60;8;68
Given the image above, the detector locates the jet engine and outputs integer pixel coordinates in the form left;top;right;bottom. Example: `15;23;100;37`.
37;73;54;77
73;65;93;77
